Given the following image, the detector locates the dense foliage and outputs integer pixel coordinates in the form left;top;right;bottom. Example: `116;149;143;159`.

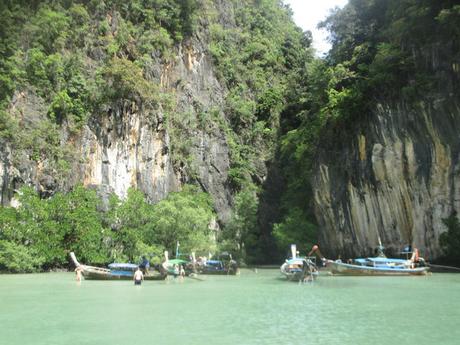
274;0;460;262
440;213;460;265
0;185;214;272
208;0;313;191
0;0;317;267
1;0;459;270
0;0;216;271
206;0;318;262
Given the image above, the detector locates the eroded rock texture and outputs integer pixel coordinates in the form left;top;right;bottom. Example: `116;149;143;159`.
313;100;460;259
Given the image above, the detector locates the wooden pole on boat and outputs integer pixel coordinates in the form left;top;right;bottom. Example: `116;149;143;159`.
191;252;197;274
69;252;80;267
291;244;297;259
162;251;169;275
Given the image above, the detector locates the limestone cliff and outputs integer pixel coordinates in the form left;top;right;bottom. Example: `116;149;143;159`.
313;99;460;259
0;37;233;223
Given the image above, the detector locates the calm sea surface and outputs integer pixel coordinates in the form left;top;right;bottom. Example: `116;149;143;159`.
0;269;459;345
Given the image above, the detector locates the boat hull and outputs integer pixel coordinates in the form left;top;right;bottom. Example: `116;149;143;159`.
281;271;308;281
198;267;239;275
70;252;167;281
280;259;318;281
329;261;429;276
82;267;167;280
196;260;239;275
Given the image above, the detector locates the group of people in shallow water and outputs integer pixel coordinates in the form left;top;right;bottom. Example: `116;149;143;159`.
171;264;186;278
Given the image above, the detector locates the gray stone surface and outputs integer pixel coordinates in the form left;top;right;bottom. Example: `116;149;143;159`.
312;100;460;260
1;36;234;225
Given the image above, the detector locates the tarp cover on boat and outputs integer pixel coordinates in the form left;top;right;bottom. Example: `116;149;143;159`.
355;257;407;264
108;263;138;270
366;257;408;264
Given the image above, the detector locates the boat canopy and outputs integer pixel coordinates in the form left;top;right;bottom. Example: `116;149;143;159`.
167;259;188;264
367;257;408;264
206;260;225;268
354;257;409;266
108;263;138;270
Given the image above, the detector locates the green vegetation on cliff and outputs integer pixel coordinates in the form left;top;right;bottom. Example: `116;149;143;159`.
206;1;317;262
0;0;316;266
275;0;460;262
440;212;460;266
1;0;459;270
0;0;203;192
208;0;313;191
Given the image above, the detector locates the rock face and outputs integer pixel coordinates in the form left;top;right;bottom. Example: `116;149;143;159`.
1;90;58;204
312;99;460;260
78;102;179;203
0;36;233;224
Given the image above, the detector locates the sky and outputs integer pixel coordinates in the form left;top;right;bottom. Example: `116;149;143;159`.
283;0;349;56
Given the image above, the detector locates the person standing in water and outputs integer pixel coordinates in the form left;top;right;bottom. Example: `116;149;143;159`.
133;267;144;285
75;266;83;282
140;256;150;275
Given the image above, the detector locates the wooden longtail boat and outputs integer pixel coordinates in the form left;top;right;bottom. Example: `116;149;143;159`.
280;258;318;281
162;258;191;276
161;250;198;277
194;252;239;275
280;245;318;282
328;259;429;276
164;250;239;276
326;241;430;276
70;252;167;280
197;259;239;275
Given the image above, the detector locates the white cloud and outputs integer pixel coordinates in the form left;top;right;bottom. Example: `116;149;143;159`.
283;0;348;56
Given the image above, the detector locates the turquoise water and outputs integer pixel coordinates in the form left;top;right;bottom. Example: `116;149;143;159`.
1;270;459;345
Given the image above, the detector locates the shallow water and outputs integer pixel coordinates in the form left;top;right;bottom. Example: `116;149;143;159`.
0;269;459;345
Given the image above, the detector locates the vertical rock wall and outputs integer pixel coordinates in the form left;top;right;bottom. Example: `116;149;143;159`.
313;100;460;260
74;37;232;222
78;102;179;203
0;37;233;224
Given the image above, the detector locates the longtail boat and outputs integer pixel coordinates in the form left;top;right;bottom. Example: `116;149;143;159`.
69;252;167;280
327;258;429;276
326;241;429;276
197;259;239;275
163;249;239;276
195;252;239;275
161;250;198;277
280;244;318;282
